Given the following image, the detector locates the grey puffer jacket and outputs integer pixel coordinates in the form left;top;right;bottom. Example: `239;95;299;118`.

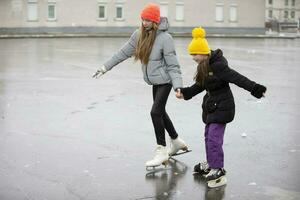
103;17;183;90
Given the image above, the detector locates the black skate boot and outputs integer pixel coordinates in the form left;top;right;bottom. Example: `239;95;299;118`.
205;168;227;188
194;161;210;176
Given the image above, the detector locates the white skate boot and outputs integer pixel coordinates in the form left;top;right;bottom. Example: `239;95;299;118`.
168;137;189;156
145;145;169;170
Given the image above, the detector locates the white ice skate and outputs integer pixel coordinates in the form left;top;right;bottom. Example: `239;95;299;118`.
145;145;169;171
168;137;190;157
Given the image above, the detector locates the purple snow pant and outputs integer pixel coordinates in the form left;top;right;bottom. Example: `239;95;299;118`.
205;123;226;169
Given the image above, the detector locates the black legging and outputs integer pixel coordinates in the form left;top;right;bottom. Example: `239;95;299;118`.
151;83;178;146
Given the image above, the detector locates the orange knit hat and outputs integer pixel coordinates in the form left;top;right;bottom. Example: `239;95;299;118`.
140;3;160;24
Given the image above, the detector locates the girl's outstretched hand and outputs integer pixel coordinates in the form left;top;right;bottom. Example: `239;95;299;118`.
92;66;107;78
251;84;267;98
175;88;184;99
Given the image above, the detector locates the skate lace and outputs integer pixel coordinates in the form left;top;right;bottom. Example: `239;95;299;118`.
206;169;218;177
154;146;166;155
200;161;209;170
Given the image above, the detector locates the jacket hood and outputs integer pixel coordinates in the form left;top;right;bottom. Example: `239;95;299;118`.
209;49;226;64
158;17;169;32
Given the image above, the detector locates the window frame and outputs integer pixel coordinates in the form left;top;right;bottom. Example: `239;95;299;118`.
290;10;295;18
175;2;184;21
284;10;289;19
97;4;107;20
27;0;38;21
229;5;238;22
115;4;124;21
268;9;273;18
291;0;295;6
47;3;56;21
285;0;289;6
215;4;224;22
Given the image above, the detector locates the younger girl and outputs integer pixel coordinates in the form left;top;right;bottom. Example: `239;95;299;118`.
176;27;266;188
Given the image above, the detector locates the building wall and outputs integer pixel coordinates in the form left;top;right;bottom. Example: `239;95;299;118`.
265;0;300;22
0;0;266;34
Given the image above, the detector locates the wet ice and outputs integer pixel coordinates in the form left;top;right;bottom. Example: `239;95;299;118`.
0;37;299;199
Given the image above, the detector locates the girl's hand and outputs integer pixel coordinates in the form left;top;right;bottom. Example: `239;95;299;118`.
175;89;183;99
251;84;267;99
92;66;107;78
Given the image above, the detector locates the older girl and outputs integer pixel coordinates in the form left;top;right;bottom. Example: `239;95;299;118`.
93;3;188;168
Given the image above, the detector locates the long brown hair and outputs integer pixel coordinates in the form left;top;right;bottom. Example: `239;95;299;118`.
194;56;211;86
134;23;158;65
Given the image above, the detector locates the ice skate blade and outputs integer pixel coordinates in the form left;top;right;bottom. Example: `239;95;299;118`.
145;166;171;176
169;149;192;157
145;160;169;171
207;176;227;188
192;171;210;178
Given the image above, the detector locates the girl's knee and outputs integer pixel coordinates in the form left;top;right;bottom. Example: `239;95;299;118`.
150;109;163;117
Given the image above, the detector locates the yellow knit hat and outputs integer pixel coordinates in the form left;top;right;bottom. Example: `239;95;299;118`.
188;27;211;55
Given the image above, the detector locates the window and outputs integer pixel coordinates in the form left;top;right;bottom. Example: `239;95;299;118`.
160;3;168;17
284;10;289;19
215;5;224;22
268;0;273;5
98;4;106;19
47;4;56;20
268;10;273;18
285;0;289;6
27;0;38;21
175;3;184;21
116;5;123;20
97;1;107;20
291;11;295;18
229;5;237;22
292;0;295;6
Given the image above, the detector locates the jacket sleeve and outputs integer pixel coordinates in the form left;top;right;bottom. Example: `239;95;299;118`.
215;63;256;92
180;83;204;100
163;34;183;90
103;30;139;71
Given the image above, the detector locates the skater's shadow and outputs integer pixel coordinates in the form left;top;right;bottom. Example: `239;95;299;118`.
193;173;226;200
145;158;188;199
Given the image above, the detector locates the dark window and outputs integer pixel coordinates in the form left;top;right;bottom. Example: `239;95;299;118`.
268;10;273;18
99;5;105;18
291;11;295;18
284;10;289;18
116;6;123;19
292;0;295;6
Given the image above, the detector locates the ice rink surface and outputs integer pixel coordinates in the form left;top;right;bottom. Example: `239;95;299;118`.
0;37;299;199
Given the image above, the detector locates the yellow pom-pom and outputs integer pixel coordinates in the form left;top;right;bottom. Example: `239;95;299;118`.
192;27;206;39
